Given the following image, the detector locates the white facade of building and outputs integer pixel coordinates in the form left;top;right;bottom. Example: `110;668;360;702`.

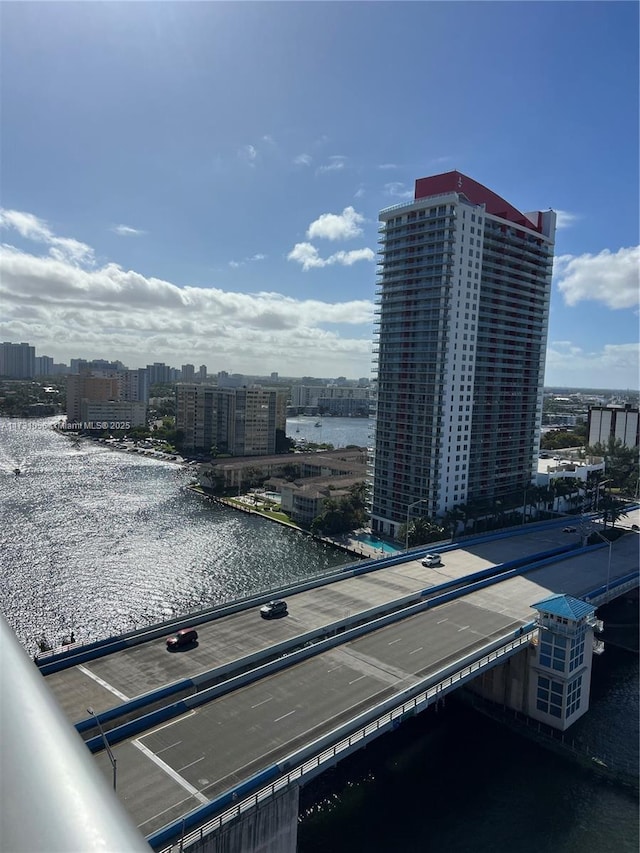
588;405;639;449
371;171;556;538
81;400;147;428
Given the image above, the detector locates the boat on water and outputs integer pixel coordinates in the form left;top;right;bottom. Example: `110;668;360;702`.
13;468;20;477
314;421;321;427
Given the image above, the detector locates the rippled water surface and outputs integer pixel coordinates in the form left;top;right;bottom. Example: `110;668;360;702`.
2;417;637;851
1;418;357;650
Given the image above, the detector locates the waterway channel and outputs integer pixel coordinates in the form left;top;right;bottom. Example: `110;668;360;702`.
1;416;637;851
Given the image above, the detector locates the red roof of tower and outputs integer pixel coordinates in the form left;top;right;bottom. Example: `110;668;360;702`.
414;171;541;232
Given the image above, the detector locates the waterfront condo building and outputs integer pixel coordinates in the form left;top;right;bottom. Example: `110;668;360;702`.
371;171;556;539
0;341;35;379
176;384;287;456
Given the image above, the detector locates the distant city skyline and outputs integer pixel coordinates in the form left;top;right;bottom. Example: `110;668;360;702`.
0;2;638;387
3;336;638;396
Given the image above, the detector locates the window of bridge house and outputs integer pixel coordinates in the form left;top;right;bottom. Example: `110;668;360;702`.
565;675;582;719
539;634;567;671
536;675;563;718
569;635;585;671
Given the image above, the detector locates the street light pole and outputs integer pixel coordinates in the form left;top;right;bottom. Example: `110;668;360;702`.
87;707;117;791
592;531;613;597
594;478;612;514
522;483;530;524
405;498;430;552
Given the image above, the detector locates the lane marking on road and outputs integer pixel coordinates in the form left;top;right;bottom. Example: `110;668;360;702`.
388;638;402;645
179;756;206;772
409;647;423;655
156;740;182;754
251;697;273;709
133;739;209;805
349;675;367;685
327;665;343;672
138;794;196;833
274;710;296;723
78;665;129;702
458;625;469;632
437;619;448;624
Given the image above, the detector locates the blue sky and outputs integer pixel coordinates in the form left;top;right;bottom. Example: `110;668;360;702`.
1;1;638;387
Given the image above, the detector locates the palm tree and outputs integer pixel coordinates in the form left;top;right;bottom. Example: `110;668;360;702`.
599;494;628;529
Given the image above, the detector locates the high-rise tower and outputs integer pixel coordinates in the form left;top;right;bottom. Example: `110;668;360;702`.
370;171;556;539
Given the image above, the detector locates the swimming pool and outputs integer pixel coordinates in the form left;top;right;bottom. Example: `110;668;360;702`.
351;533;401;554
263;491;282;503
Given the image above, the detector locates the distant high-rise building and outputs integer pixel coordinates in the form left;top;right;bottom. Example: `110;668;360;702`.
588;405;639;449
118;369;149;404
69;358;88;375
66;374;120;422
198;364;207;383
146;362;173;385
181;364;195;382
0;342;35;378
176;384;287;455
371;171;556;538
35;355;54;376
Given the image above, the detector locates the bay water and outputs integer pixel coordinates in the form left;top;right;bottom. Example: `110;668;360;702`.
1;416;636;851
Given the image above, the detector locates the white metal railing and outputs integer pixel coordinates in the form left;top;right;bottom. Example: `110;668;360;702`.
379;192;456;216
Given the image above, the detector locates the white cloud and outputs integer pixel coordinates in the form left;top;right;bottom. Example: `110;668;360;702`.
0;208;94;266
238;144;258;166
545;341;640;389
112;224;145;237
228;253;267;268
354;186;366;199
306;206;365;241
294;153;312;166
287;242;374;271
384;182;413;199
287;243;324;270
330;248;376;266
555;246;639;308
555;210;580;229
317;155;347;174
262;135;276;145
0;239;375;377
377;163;399;170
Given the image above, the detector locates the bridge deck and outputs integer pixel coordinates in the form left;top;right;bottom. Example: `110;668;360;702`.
46;513;640;840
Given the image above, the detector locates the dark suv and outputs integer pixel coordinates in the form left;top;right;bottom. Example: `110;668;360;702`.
166;627;198;649
260;600;288;619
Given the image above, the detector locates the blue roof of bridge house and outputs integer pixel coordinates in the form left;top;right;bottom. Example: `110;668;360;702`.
531;594;595;620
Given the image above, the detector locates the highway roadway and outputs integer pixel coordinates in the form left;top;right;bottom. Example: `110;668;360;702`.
94;598;520;837
43;514;639;840
46;520;584;721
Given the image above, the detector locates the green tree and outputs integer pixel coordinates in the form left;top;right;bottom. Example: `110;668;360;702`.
275;429;295;454
599;493;628;529
540;430;585;451
311;482;369;535
587;437;639;497
397;516;445;547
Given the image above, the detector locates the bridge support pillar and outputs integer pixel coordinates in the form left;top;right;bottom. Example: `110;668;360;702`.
180;786;299;853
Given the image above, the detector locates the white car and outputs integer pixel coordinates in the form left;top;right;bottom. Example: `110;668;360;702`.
421;554;442;567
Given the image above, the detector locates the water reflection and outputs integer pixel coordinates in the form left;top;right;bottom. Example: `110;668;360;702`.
1;418;356;652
